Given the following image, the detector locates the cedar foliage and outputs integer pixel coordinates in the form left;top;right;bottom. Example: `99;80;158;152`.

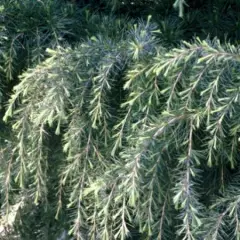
1;0;240;239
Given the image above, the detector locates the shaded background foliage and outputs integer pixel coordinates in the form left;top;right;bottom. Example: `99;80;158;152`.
1;0;240;240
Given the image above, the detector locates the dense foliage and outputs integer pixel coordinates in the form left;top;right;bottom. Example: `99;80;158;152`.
1;0;240;239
